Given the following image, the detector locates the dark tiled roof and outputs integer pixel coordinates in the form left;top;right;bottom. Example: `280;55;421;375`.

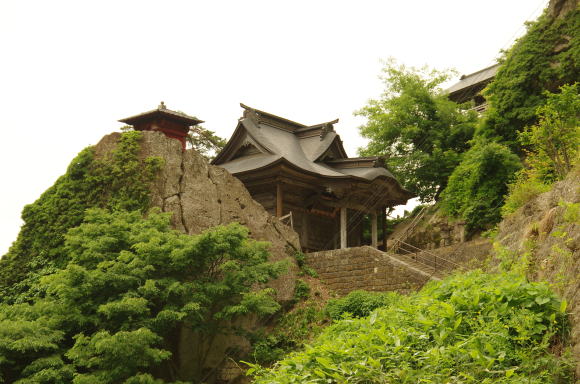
119;102;204;126
212;105;413;201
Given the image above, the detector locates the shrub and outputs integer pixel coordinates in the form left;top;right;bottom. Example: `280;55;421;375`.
250;301;327;365
293;279;310;302
325;290;396;320
441;140;521;230
502;171;552;216
0;210;286;383
249;271;573;383
480;8;579;149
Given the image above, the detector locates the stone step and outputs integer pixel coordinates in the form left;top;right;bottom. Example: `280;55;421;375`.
385;252;446;280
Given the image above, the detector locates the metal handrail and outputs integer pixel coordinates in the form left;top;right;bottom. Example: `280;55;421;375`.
391;239;465;272
395;246;446;278
389;206;428;253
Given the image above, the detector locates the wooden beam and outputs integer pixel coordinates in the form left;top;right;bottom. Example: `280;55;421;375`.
340;207;347;249
371;212;378;248
276;183;283;217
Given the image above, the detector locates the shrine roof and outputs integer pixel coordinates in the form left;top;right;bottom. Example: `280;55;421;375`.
212;104;413;202
119;102;204;126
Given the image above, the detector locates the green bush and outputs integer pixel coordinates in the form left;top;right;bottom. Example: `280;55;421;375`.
293;279;311;302
0;210;286;383
325;290;396;320
250;302;326;365
480;8;579;149
249;271;573;383
441;140;521;230
0;131;164;303
501;171;552;216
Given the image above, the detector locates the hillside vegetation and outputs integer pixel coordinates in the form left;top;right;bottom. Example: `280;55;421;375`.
249;271;574;383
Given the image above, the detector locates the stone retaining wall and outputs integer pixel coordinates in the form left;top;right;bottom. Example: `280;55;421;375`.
401;239;492;272
305;246;431;295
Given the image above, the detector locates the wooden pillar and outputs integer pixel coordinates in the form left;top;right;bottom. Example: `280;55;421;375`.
381;207;387;251
340;207;347;249
276;183;283;217
371;212;378;248
301;211;309;250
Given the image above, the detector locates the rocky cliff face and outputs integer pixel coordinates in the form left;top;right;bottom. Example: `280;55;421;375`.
495;167;580;375
95;132;301;382
388;207;470;251
95;131;301;302
548;0;578;19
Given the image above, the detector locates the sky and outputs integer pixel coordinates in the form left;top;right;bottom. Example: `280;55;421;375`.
0;0;549;256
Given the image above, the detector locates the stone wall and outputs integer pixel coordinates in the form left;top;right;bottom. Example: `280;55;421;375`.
403;239;492;272
389;207;470;251
305;246;433;295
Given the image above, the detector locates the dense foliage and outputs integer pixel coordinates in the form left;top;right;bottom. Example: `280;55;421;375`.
502;83;579;216
249;271;573;383
519;83;579;181
250;300;327;366
480;8;579;148
357;59;478;201
325;290;394;320
0;209;286;383
441;140;522;231
0;131;164;303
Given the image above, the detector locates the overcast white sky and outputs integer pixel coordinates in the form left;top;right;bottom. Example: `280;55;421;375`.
0;0;548;256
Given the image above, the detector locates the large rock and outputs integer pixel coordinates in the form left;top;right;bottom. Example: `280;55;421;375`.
95;131;302;382
548;0;578;19
495;167;580;375
95;131;301;302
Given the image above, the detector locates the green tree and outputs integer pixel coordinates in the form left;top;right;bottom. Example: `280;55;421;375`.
0;209;286;383
519;83;580;181
186;124;226;161
357;59;478;201
502;83;579;217
480;7;579;147
441;139;522;230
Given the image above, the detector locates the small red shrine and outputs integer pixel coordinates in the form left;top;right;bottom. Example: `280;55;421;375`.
119;102;203;150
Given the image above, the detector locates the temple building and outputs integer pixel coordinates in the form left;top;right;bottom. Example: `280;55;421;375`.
119;102;203;150
212;104;413;252
447;64;499;113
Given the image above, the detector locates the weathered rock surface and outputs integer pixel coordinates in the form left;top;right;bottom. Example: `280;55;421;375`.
388;206;471;250
495;167;580;375
95;131;301;302
548;0;578;19
95;132;303;382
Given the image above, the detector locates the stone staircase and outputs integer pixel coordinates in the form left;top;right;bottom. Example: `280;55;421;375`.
306;238;490;295
385;251;446;281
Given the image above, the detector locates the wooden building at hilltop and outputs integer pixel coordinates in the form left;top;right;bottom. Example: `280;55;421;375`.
212;104;413;252
447;64;499;113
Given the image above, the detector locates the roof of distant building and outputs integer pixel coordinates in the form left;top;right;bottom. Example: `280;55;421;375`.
447;64;500;96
